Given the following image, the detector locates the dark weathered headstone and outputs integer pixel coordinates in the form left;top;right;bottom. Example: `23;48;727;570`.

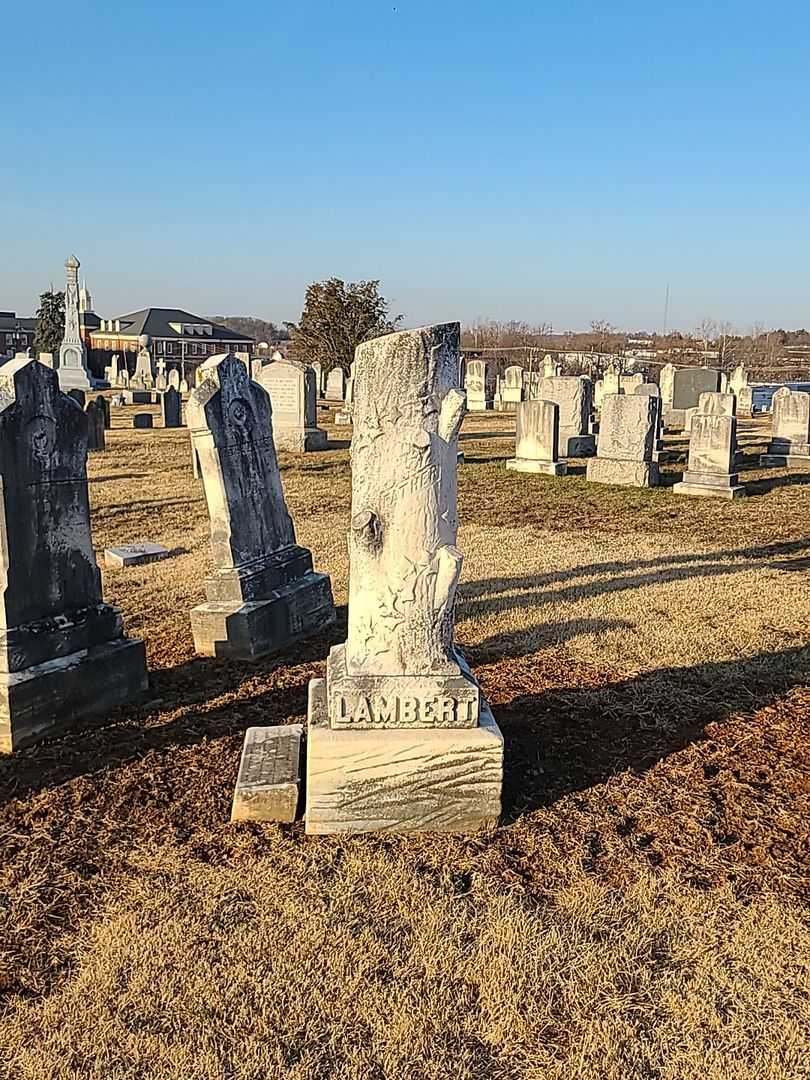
85;400;106;451
188;353;335;660
672;367;721;410
133;413;153;429
161;387;183;428
67;388;86;409
0;358;148;751
94;394;111;429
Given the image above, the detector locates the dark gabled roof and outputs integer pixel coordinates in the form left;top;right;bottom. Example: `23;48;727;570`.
0;313;36;332
95;308;254;342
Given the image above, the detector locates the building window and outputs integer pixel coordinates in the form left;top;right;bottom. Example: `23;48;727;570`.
165;342;173;356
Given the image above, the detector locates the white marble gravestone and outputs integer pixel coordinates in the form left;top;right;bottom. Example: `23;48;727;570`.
305;323;503;835
188;354;335;660
464;359;494;411
761;388;810;467
587;394;659;487
56;255;93;392
674;393;745;499
534;376;595;456
496;365;524;411
132;336;154;389
659;363;676;407
325;367;346;401
259;358;326;451
0;359;147;751
506;399;566;475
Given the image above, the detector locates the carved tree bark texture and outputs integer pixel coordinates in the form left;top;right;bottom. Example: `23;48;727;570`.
346;323;465;677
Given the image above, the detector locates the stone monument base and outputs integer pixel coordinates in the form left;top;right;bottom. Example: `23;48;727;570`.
274;427;328;452
760;453;810;470
0;637;148;753
57;368;94;393
662;408;688;431
334;411;352;426
562;434;596;457
190;572;334;660
506;457;567;476
586;458;659;487
231;725;302;822
673;470;745;500
305;676;503;835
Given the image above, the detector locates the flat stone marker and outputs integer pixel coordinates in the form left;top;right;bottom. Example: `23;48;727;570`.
133;413;153;429
231;725;302;822
305;322;503;835
105;543;170;568
506;399;566;475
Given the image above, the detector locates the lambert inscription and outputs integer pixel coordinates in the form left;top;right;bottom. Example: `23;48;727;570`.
332;692;477;729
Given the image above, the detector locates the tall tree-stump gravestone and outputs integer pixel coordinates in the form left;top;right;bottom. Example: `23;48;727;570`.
0;359;147;752
188;354;335;661
305;323;503;835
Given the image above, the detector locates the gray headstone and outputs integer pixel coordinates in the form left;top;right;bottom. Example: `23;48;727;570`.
67;388;86;409
187;353;335;660
85;400;106;451
133;413;153;429
0;358;147;750
161;387;183;428
534;376;595;457
588;394;659;487
672;367;722;410
94;394;111;429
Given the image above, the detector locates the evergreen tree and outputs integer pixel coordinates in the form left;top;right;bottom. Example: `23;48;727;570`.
33;290;65;354
288;279;401;372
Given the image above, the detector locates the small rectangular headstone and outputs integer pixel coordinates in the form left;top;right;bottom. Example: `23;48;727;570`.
133;413;153;429
231;725;302;822
105;542;170;568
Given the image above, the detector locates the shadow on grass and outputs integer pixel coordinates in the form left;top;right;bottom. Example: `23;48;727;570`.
0;607;348;806
743;472;810;495
499;643;810;821
458;538;810;640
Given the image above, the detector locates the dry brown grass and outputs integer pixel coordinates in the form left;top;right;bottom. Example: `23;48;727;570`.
0;402;808;1079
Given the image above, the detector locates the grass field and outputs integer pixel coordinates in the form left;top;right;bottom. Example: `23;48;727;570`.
0;404;808;1079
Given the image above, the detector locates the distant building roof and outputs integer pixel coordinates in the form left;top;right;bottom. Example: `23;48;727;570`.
92;308;254;342
0;312;36;332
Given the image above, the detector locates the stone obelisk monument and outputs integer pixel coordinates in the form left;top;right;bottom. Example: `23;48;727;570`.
305;322;504;834
57;255;93;392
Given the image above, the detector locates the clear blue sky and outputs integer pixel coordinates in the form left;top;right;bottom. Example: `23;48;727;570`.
3;0;809;333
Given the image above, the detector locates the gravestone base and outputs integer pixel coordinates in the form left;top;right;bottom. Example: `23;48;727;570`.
506;457;567;476
0;637;148;753
305;676;503;835
274;427;328;452
57;368;93;393
586;458;659;488
562;434;596;457
466;398;493;412
673;470;745;500
760;453;810;470
231;725;302;822
334;410;353;426
191;572;334;661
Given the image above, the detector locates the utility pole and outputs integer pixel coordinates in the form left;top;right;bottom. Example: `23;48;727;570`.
662;283;670;337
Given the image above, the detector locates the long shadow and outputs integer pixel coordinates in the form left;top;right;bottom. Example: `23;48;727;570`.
459;430;515;442
499;643;810;821
0;607;348;806
89;473;150;484
462;618;633;663
744;472;810;495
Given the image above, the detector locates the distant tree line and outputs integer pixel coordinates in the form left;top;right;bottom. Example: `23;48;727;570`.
207;316;293;346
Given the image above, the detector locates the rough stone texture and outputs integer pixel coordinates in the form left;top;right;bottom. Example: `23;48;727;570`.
542;354;560;378
307;680;503;834
587;394;659;487
188;353;335;660
56;255;93;392
310;361;324;396
603;364;621;396
659;363;676;407
133;413;153;429
698;391;736;416
0;358;147;751
729;364;748;396
506;399;567;476
674;411;745;500
105;543;170;568
231;724;302;822
761;388;810;466
634;383;664;458
161;387;183;428
305;323;502;835
464;359;494;411
325;367;345;401
85;400;106;451
259;359;327;451
67;389;86;409
672;367;722;410
534;376;595;457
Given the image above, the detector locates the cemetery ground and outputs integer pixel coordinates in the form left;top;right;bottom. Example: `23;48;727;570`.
1;406;808;1080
